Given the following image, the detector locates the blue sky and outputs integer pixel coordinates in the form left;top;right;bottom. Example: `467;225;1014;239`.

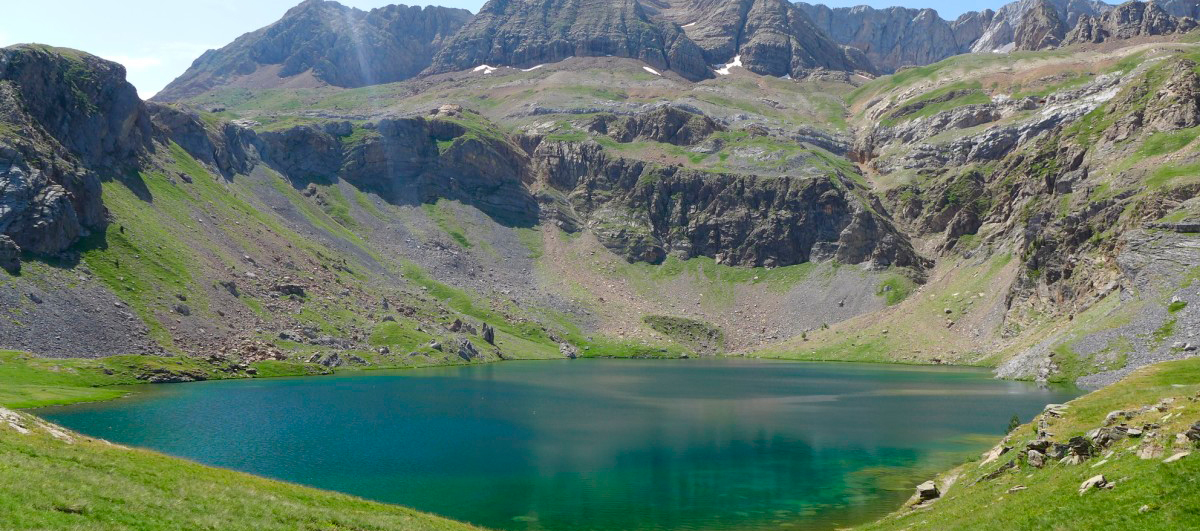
2;0;999;98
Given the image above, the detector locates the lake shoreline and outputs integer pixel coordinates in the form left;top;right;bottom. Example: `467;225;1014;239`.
8;350;1043;411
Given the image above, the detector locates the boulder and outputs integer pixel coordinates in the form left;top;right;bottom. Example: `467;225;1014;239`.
272;283;307;297
457;338;481;361
218;280;239;297
0;236;20;274
1026;439;1052;452
560;342;580;359
1044;404;1069;418
1104;410;1131;426
1078;474;1108;495
1186;421;1200;443
916;480;940;501
1088;427;1126;450
1137;443;1165;460
1027;449;1046;468
1046;443;1070;460
1164;451;1190;463
481;323;495;345
980;443;1011;466
317;352;343;368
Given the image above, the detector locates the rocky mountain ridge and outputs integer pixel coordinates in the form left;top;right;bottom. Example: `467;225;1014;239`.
1065;0;1198;44
796;2;994;72
155;0;1200;100
154;0;471;101
803;0;1200;69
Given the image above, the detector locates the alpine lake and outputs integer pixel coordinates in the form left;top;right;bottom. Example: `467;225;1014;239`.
40;359;1080;531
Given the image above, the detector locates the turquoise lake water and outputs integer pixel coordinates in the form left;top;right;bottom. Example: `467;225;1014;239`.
40;359;1080;531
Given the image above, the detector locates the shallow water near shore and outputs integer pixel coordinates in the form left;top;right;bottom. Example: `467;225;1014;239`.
40;359;1080;531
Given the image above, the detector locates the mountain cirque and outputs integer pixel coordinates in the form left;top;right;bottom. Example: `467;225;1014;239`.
5;0;1200;384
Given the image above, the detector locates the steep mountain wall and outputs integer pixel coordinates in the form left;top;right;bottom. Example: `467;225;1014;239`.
650;0;875;76
796;3;977;72
426;0;714;81
155;0;472;101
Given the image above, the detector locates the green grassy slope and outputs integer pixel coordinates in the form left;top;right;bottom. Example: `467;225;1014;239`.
0;350;327;409
0;406;482;531
858;359;1200;531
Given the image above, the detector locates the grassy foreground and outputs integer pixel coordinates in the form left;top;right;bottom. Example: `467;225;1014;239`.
857;358;1200;531
0;350;483;530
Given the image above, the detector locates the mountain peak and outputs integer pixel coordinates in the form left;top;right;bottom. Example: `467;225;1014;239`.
425;0;715;81
153;1;472;101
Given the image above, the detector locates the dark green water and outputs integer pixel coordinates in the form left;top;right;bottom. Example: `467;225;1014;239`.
40;359;1078;531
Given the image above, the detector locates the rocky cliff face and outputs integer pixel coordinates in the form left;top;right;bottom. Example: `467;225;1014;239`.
1013;0;1069;50
851;39;1200;380
155;0;471;101
648;0;874;76
797;3;974;73
249;104;919;269
1065;1;1197;45
0;45;155;257
530;139;922;268
586;106;723;145
794;0;1116;71
970;0;1110;52
426;0;714;81
1156;0;1200;18
257;111;539;227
